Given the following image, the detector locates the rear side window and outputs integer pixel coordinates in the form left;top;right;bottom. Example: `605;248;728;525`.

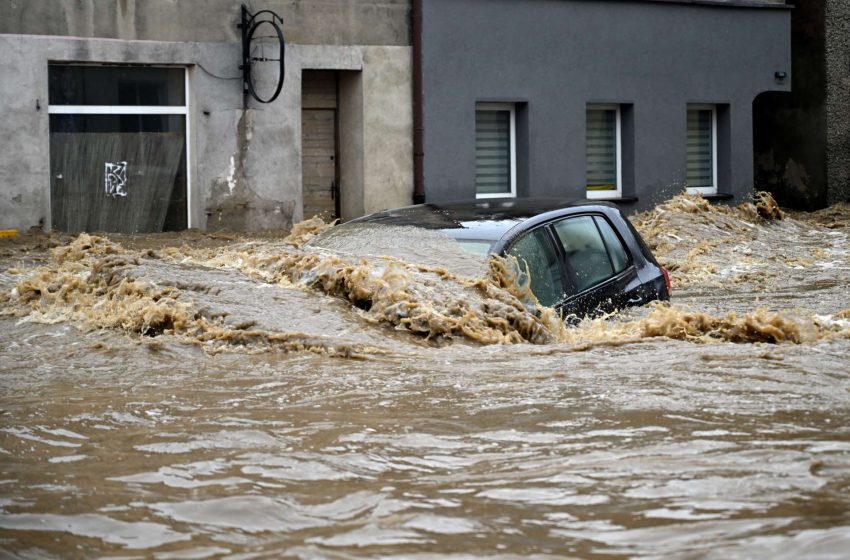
594;216;629;273
624;216;659;265
506;228;564;307
553;215;614;293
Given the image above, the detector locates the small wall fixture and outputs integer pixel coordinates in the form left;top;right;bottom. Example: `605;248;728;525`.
238;4;285;105
775;71;787;81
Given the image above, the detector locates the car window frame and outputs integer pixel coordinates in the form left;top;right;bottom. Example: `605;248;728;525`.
518;213;636;303
549;212;637;302
592;214;633;275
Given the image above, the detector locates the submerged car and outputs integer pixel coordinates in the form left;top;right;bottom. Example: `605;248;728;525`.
319;198;670;318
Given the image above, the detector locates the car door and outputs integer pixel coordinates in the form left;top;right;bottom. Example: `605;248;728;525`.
550;214;644;317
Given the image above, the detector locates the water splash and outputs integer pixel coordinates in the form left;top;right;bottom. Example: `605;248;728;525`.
3;194;849;353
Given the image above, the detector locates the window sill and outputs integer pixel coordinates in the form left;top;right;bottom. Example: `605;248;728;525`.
701;192;734;201
476;193;517;200
587;196;639;204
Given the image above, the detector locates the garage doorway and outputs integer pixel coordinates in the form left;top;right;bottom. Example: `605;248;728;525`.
301;70;340;222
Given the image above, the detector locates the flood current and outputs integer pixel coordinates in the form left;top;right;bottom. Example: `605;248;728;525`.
1;194;849;558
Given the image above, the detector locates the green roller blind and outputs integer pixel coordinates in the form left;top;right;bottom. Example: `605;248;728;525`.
475;108;512;195
687;108;715;188
586;108;618;191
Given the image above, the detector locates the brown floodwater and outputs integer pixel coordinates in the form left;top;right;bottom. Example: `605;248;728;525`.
1;194;849;558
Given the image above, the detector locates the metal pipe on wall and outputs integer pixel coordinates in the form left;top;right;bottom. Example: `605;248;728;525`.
412;0;425;204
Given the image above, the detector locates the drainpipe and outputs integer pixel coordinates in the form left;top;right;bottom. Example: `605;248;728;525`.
412;0;425;204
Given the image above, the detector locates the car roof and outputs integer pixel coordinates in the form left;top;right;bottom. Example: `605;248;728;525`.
350;198;618;242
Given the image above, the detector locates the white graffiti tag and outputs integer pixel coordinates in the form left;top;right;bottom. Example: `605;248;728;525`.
104;161;128;198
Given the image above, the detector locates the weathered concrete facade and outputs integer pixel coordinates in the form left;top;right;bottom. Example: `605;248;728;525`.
421;0;791;212
825;0;850;204
0;0;410;46
0;0;413;232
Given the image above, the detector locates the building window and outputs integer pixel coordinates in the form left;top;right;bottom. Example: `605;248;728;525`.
475;103;516;198
686;104;717;195
586;105;622;199
47;65;190;233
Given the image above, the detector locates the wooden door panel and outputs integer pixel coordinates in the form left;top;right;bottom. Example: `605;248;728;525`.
301;71;338;221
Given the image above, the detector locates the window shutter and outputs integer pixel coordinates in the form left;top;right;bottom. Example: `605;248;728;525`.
687;109;714;188
586;109;617;191
475;109;511;195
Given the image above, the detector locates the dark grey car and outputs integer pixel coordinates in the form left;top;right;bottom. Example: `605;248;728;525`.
336;198;671;318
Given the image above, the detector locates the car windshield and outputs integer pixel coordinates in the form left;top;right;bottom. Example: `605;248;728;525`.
306;222;490;279
455;239;494;256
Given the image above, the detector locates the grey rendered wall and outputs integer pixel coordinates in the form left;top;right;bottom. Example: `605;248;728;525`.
421;0;791;211
0;0;410;46
825;0;850;204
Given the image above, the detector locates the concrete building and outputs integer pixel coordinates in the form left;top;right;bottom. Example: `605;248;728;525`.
754;0;850;209
0;0;413;233
417;0;792;212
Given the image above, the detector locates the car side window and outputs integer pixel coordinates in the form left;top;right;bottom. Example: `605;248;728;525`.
506;228;564;308
594;215;629;273
553;215;614;293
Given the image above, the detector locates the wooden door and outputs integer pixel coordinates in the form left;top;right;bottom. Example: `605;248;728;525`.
301;71;339;221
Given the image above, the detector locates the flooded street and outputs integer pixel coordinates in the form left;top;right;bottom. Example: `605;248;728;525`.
1;195;849;558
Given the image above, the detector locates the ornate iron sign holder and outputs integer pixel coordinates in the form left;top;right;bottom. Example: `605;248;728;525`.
239;5;285;105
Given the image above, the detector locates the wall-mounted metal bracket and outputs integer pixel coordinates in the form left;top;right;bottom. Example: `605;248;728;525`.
238;4;285;105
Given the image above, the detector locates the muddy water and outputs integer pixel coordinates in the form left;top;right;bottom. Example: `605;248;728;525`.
1;195;850;558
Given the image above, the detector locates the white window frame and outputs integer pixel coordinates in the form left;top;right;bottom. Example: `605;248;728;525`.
47;66;193;228
475;102;517;199
585;104;622;200
685;104;718;196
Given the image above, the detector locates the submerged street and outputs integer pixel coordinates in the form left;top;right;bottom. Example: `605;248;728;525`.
1;195;849;558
